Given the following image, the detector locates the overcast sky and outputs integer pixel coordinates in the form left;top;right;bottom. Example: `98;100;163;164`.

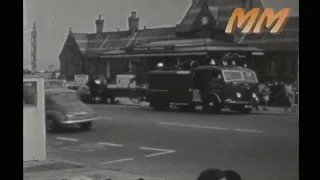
23;0;191;70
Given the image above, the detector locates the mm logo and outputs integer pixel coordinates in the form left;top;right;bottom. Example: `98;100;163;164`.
225;8;291;34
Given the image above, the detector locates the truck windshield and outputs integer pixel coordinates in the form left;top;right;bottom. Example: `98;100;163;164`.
222;70;257;82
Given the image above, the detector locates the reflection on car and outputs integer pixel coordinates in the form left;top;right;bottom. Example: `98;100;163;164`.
45;88;99;132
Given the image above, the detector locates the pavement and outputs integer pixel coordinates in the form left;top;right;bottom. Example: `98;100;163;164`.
24;160;164;180
114;97;299;116
42;102;299;180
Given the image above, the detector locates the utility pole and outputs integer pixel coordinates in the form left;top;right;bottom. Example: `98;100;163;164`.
297;49;299;108
31;22;37;74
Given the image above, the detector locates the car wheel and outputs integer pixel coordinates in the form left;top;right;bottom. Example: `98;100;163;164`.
80;122;93;130
46;118;60;133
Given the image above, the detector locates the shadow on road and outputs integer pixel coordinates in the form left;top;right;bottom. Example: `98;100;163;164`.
48;126;97;134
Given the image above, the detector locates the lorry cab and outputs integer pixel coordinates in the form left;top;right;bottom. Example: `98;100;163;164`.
192;65;259;113
146;61;259;114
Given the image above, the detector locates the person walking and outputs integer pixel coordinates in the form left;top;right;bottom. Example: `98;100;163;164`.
260;82;271;110
285;83;296;112
86;75;99;103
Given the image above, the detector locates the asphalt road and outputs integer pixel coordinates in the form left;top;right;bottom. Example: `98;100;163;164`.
47;104;299;180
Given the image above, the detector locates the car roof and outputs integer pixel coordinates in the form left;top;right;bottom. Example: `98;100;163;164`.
45;88;76;94
45;79;63;82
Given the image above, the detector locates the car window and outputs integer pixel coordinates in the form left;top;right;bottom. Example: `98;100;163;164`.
50;92;80;102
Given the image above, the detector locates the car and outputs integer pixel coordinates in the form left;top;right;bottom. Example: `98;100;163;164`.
44;79;66;89
45;88;99;132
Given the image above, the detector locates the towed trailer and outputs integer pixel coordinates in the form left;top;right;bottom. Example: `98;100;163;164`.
66;74;150;105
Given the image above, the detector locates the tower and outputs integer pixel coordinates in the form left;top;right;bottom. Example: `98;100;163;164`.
31;22;37;74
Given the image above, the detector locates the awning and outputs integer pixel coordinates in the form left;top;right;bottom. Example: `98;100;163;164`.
100;52;208;58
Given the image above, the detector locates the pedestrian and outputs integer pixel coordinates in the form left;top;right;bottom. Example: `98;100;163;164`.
87;75;99;102
76;84;90;103
100;77;109;104
224;170;242;180
197;168;226;180
260;82;271;111
285;83;296;112
276;81;290;111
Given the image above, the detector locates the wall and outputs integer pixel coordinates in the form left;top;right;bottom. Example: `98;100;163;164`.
23;78;46;162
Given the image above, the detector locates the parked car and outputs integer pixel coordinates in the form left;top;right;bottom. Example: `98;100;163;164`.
44;79;66;89
45;88;99;132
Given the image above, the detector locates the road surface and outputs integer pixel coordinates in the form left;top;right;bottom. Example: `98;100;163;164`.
47;104;299;180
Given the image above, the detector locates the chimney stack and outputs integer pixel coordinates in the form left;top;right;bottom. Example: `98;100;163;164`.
95;14;104;34
192;0;199;6
128;11;139;34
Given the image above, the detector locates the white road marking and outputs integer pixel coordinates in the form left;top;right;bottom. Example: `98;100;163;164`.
139;146;176;158
98;142;123;147
100;158;134;165
100;117;113;120
144;151;176;157
61;146;95;153
233;128;265;133
158;122;265;133
158;122;230;131
56;137;78;142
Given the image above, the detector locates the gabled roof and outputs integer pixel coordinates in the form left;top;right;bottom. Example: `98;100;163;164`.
70;27;177;57
178;0;244;31
236;0;299;49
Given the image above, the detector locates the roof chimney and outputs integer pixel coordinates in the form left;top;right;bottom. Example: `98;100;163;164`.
128;11;139;34
192;0;199;6
95;14;104;34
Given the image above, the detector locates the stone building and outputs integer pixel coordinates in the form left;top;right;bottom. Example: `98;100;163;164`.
59;0;299;83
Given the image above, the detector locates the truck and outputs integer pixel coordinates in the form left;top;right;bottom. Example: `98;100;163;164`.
145;61;259;114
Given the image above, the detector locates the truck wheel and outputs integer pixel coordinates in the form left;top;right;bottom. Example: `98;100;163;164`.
80;122;93;130
212;105;222;114
154;102;169;111
239;108;252;114
152;99;169;111
178;105;195;112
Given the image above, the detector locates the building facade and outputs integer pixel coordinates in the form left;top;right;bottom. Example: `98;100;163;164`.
59;0;299;83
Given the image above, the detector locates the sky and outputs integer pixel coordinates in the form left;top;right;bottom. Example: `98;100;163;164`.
23;0;192;70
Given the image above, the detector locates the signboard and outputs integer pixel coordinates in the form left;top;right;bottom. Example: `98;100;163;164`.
74;74;89;86
116;74;135;88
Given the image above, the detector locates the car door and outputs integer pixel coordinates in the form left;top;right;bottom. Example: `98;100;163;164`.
209;70;224;99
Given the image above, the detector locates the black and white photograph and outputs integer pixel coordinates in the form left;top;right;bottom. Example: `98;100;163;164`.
23;0;299;180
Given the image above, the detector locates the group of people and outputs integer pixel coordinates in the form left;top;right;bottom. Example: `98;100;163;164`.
258;79;298;112
76;75;115;104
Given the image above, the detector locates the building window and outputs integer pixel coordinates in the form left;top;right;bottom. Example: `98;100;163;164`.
23;81;37;106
